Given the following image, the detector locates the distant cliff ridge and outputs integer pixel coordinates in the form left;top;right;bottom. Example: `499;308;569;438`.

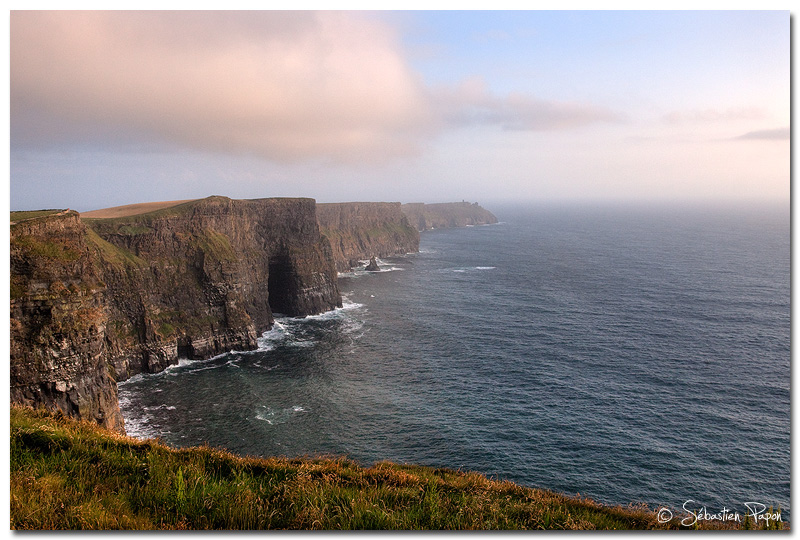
401;202;498;231
317;202;420;273
10;196;497;433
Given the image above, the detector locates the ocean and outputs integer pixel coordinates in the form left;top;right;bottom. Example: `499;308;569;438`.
118;202;790;519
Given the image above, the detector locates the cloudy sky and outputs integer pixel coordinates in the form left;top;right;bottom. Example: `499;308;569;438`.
9;10;789;211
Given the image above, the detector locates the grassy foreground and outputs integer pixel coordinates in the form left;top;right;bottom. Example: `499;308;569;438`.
10;406;775;530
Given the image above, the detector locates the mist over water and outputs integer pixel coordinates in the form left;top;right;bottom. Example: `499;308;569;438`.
119;202;789;517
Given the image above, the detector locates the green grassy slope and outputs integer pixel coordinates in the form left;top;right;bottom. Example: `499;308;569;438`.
10;209;65;222
10;406;778;530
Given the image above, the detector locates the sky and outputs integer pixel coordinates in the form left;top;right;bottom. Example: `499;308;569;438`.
8;10;790;211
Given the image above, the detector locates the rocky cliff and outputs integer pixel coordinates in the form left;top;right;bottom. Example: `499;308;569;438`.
11;210;124;432
86;196;341;382
401;202;498;231
10;196;497;434
11;197;342;432
317;202;420;272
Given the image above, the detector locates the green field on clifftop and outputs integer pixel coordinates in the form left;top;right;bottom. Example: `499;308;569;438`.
10;209;64;222
10;406;774;531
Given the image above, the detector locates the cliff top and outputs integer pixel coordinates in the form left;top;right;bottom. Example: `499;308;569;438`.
79;196;318;223
11;405;756;531
10;209;68;224
81;200;199;219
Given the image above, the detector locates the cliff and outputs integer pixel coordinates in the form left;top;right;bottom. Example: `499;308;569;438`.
317;202;420;272
10;210;124;432
11;197;342;432
10;196;498;434
401;202;498;231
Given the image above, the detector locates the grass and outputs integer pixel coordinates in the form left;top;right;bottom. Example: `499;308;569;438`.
11;235;81;262
79;200;198;219
10;209;64;222
10;406;780;531
84;198;203;224
85;227;147;269
191;229;237;262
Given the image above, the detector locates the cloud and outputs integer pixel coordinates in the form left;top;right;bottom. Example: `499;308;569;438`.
661;107;765;124
11;11;621;164
734;127;790;141
11;11;436;163
434;77;622;131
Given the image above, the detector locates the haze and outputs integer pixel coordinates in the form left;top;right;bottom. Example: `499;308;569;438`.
9;10;789;211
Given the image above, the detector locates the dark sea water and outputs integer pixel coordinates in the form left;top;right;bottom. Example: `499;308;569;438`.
118;202;790;519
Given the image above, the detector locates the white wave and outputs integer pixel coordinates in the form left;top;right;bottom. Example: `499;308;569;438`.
287;340;316;348
440;265;498;274
340;316;364;334
141;404;177;412
245;300;368;352
342;267;405;277
342;257;406;276
255;408;275;424
255;320;289;350
120;352;238;385
286;300;364;322
166;358;224;376
122;418;153;439
121;410;164;440
254;404;307;425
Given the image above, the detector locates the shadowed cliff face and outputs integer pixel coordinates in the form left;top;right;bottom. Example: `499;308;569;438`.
401;202;498;231
10;211;124;433
317;202;420;273
10;197;342;432
87;197;341;381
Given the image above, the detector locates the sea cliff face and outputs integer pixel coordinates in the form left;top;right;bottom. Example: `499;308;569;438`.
11;197;342;432
86;197;341;383
401;202;498;231
317;202;420;272
10;196;496;434
10;211;124;432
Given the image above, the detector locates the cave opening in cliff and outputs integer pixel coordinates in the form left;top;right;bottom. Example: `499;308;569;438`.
267;253;296;317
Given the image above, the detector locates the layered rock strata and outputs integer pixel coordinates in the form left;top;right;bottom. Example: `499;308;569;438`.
317;202;420;272
87;196;341;383
11;197;342;432
11;211;124;432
